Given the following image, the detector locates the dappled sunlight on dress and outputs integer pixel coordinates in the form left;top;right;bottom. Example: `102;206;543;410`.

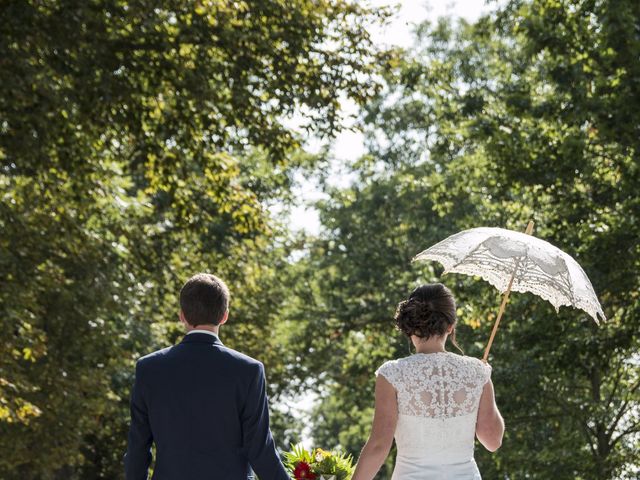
376;352;491;480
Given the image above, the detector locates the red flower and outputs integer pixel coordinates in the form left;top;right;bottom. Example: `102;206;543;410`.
293;461;317;480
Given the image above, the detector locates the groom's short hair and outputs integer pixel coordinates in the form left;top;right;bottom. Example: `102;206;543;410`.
179;273;230;326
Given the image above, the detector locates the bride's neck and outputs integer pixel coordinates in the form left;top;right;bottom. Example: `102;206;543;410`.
413;335;447;354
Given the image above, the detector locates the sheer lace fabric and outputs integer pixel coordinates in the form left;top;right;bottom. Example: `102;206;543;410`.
376;353;491;479
413;227;605;324
377;352;490;419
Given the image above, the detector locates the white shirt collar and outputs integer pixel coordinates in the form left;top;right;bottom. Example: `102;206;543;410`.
187;329;219;338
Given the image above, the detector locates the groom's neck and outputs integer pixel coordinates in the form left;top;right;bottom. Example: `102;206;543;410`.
188;324;219;335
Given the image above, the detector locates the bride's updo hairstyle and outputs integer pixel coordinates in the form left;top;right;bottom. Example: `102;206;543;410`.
394;283;463;353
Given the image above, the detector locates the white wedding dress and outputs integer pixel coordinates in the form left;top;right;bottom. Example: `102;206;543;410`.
376;352;491;480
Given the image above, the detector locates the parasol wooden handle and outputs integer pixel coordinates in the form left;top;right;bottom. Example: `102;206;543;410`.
482;220;534;362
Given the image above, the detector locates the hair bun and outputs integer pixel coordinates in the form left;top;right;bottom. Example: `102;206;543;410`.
394;284;457;340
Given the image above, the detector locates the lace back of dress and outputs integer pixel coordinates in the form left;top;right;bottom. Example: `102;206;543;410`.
379;353;489;419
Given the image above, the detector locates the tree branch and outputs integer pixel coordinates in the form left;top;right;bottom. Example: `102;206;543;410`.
605;377;640;443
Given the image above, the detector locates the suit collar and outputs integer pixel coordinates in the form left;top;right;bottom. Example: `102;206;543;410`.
187;329;219;339
181;332;224;346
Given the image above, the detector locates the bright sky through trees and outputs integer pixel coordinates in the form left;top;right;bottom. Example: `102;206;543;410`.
286;0;504;234
283;0;505;440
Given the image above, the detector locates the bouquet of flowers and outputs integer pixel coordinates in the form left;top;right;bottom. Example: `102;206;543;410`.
283;444;355;480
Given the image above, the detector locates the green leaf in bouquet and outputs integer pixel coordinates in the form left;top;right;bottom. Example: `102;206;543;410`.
283;443;314;471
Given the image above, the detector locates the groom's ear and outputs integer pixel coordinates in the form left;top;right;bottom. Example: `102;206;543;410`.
218;310;229;326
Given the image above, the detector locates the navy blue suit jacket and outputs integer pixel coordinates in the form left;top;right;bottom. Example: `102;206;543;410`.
124;332;289;480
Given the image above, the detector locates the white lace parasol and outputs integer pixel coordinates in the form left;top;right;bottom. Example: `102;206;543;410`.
413;225;605;360
414;226;605;323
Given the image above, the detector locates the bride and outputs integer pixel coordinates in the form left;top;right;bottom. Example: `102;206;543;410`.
352;283;504;480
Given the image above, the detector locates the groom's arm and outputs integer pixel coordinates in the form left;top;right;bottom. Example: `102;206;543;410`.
241;362;289;480
124;362;153;480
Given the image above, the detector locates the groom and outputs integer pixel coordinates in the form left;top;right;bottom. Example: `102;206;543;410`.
124;273;289;480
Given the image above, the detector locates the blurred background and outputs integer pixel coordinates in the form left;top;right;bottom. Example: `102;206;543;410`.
1;0;638;478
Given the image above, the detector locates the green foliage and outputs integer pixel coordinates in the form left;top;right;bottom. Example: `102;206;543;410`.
284;443;315;467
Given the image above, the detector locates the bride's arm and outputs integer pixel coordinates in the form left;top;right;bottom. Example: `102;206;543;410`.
351;376;398;480
475;378;505;451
